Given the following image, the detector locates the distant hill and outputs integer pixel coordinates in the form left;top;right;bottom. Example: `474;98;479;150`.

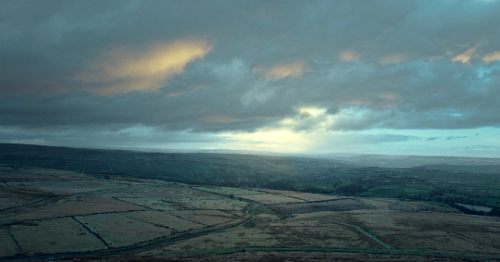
328;154;500;168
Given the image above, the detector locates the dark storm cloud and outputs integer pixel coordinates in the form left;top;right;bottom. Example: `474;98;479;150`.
1;0;500;142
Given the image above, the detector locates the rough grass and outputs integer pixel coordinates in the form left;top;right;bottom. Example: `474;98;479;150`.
75;213;172;248
170;210;238;226
8;217;107;255
125;211;205;232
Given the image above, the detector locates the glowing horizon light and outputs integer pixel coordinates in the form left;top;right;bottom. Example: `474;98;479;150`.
221;129;313;152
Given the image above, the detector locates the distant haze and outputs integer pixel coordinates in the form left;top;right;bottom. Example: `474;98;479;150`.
1;1;500;157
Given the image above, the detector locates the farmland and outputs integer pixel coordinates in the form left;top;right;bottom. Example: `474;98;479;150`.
0;144;500;261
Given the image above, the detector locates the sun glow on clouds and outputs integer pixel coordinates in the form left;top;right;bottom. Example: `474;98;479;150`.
340;50;361;62
222;129;314;152
77;38;212;94
452;46;476;64
483;51;500;63
253;61;306;80
222;107;333;152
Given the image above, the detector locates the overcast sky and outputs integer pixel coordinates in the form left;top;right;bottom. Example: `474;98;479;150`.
1;0;500;157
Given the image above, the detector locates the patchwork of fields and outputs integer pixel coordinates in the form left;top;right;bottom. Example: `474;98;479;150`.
1;164;500;261
0;165;251;258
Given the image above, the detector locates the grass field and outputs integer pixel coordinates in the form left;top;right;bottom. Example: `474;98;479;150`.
75;213;172;248
8;217;107;255
167;197;248;211
117;197;177;211
239;194;306;204
124;211;205;232
171;210;238;226
2;197;143;223
193;186;262;196
253;188;344;202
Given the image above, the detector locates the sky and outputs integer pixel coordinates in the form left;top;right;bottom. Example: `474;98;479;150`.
1;0;500;157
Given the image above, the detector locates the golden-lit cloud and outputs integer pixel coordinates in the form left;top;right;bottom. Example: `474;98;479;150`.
452;47;476;64
77;38;212;94
483;51;500;63
340;50;361;62
253;61;306;80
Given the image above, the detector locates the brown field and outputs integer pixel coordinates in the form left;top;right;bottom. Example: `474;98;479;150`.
8;217;107;255
124;210;205;232
0;186;52;199
2;197;143;223
0;185;54;211
167;197;248;211
171;210;238;226
75;213;172;248
238;193;306;204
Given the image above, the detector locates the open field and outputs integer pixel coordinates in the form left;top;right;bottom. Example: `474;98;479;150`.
253;188;345;202
167;197;249;211
270;198;373;215
193;186;263;196
238;194;306;204
8;217;107;255
171;210;239;226
19;180;126;195
147;227;281;254
75;213;173;248
0;186;53;210
1;197;143;223
334;211;500;255
124;210;206;232
94;186;212;198
117;198;177;211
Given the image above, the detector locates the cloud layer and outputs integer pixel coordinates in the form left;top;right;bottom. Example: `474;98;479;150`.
1;0;500;155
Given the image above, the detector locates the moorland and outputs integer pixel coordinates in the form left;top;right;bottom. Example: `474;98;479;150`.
0;143;500;261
